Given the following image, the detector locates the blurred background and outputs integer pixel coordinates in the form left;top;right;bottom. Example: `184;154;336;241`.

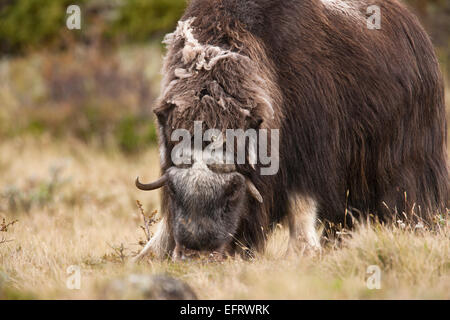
0;0;448;300
0;0;448;154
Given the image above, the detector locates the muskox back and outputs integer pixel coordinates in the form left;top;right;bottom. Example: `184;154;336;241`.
202;0;448;220
138;0;448;259
185;0;448;224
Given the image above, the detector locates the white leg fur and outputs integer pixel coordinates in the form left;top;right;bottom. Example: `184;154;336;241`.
287;195;321;255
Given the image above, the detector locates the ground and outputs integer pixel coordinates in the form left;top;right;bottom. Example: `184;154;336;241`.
0;137;448;299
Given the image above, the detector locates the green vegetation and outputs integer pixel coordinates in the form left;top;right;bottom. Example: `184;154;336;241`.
115;115;158;153
0;0;185;54
0;0;87;53
111;0;186;42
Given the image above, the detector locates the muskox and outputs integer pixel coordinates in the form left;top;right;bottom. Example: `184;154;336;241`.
135;0;449;261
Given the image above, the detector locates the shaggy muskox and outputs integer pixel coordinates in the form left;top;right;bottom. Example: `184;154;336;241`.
135;0;449;260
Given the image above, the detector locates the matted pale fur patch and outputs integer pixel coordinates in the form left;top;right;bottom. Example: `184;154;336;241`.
320;0;364;20
164;18;246;74
160;17;276;120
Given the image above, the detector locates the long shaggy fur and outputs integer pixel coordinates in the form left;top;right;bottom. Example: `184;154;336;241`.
152;0;449;257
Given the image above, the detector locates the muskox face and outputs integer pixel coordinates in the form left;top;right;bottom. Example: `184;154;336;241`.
167;164;246;257
135;17;274;260
136;161;263;260
135;83;266;260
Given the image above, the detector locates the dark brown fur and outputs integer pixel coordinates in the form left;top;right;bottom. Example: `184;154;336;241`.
149;0;449;257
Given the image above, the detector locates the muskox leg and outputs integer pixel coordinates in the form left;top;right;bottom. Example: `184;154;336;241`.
287;194;321;256
133;217;175;262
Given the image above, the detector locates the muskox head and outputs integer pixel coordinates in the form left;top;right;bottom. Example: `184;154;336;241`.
136;161;263;260
136;17;278;260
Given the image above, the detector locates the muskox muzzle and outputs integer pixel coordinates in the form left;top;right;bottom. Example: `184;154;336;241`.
136;163;262;260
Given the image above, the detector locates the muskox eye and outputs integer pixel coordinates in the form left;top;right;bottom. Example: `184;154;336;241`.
166;180;176;195
199;88;209;99
247;115;264;130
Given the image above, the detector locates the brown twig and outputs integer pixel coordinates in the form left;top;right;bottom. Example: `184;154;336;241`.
0;236;13;245
106;243;127;263
0;218;18;232
0;218;18;244
136;200;160;246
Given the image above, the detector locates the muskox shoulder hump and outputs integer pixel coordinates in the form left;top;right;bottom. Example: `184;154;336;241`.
185;0;273;34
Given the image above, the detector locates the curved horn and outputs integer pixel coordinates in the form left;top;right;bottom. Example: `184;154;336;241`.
136;174;168;191
246;179;263;203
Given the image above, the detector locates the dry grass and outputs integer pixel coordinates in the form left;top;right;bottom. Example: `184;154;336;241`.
0;136;448;300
